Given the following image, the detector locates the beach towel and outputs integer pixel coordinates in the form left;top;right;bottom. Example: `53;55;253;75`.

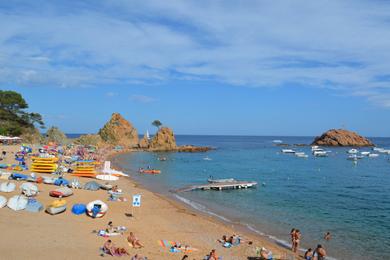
157;240;197;253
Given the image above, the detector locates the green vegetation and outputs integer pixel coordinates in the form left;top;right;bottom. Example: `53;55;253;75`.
0;90;44;136
45;126;67;144
152;120;162;130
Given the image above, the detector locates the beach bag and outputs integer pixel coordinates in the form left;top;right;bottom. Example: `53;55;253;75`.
72;204;87;215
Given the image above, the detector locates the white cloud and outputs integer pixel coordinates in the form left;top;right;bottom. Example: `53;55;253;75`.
0;1;390;106
129;94;157;103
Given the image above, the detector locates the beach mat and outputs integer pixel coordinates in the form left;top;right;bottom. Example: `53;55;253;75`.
157;240;197;253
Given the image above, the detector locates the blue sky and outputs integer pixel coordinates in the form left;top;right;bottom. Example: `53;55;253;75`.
1;1;390;136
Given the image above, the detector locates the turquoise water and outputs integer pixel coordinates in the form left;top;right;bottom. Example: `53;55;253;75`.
115;136;390;259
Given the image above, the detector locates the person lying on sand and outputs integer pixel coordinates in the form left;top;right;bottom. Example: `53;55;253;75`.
218;234;252;247
103;240;129;256
127;232;144;248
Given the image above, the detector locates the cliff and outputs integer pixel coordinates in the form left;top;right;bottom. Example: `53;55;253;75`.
149;127;177;151
311;129;374;146
98;113;139;147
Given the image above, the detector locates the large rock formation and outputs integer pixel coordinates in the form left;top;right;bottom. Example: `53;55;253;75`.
177;145;213;152
98;113;139;147
139;134;150;149
149;127;177;151
312;129;374;146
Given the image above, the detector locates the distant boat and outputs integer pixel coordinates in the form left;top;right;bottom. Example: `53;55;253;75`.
146;130;150;140
368;153;379;158
347;149;358;154
281;149;295;154
361;151;370;156
272;140;283;143
347;154;364;160
313;151;328;157
207;177;236;183
295;152;308;158
311;146;324;152
203;157;212;161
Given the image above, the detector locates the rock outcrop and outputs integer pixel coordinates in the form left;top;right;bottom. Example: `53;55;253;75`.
177;145;213;152
98;113;139;147
149;127;176;151
139;134;150;149
312;129;374;146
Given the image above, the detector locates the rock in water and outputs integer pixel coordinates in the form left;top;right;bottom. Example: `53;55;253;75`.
149;127;177;151
311;129;374;146
139;134;150;149
98;113;139;147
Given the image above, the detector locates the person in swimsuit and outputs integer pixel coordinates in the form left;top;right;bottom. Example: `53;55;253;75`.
324;231;331;241
304;248;313;260
127;232;144;248
313;244;327;260
290;228;296;251
207;249;218;260
294;229;301;253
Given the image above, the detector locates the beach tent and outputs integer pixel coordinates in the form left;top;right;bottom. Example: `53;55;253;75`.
83;181;101;191
25;199;43;212
71;203;87;215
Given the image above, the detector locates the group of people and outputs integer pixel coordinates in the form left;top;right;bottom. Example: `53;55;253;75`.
291;228;329;260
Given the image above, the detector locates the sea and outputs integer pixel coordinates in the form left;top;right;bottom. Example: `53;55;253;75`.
107;135;389;259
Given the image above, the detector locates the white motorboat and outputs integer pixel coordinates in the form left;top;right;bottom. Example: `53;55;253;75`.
313;151;328;157
295;152;308;158
347;155;364;160
347;149;358;154
360;151;370;156
281;149;295;154
368;153;379;158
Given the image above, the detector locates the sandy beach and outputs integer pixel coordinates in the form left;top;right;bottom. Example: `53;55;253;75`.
0;145;299;260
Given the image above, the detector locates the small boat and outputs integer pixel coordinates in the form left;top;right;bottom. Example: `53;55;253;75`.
20;183;39;197
347;149;358;154
100;183;113;190
86;200;108;218
46;199;67;215
0;196;7;208
281;149;295;154
272;140;283;143
203;157;212;161
49;187;73;197
96;174;119;181
295;152;308;158
313;151;328;157
373;147;384;152
360;151;370;156
139;169;161;174
0;182;16;192
368;153;379;158
347;155;364;160
7;195;28;211
207;178;236;183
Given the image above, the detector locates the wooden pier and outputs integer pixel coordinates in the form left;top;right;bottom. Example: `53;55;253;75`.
174;181;258;192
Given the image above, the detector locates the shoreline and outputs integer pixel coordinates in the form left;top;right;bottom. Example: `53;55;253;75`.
109;150;302;259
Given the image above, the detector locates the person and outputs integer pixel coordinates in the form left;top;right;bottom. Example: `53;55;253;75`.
127;232;144;248
260;247;273;260
304;248;313;260
313;244;327;260
107;221;114;233
290;228;296;252
324;231;331;241
103;240;116;255
294;229;301;253
207;249;218;260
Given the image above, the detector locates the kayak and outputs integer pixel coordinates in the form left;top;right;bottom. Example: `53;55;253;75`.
139;169;161;174
49;187;73;197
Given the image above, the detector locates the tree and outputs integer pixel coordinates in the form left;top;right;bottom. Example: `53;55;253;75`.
152;120;162;130
0;90;45;136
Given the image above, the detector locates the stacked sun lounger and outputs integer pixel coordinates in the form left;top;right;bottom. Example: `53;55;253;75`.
71;162;97;178
31;157;58;173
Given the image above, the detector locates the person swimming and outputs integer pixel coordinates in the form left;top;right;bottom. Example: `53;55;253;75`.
324;231;331;241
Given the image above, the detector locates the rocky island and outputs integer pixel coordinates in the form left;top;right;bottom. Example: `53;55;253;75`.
96;113;212;152
311;129;374;147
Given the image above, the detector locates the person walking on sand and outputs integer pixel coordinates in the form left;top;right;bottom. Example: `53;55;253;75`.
290;228;296;252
